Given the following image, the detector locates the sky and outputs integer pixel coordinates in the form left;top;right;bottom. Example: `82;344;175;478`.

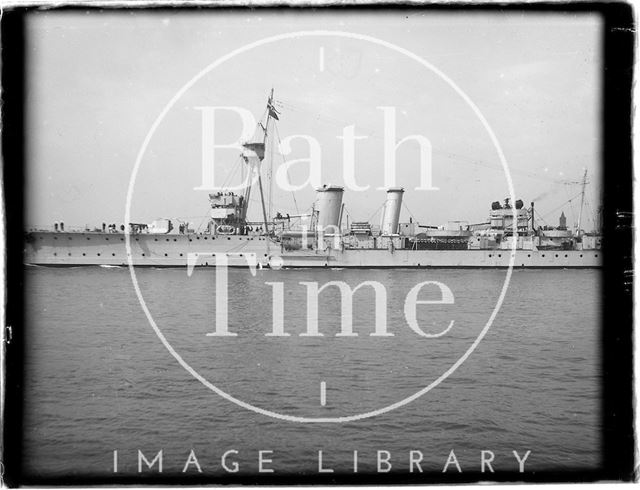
25;9;602;231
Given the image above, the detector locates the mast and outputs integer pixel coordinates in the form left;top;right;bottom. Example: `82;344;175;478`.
530;201;535;233
241;158;254;221
239;89;278;234
576;169;588;236
258;87;278;234
257;88;275;235
268;89;275;229
257;174;270;234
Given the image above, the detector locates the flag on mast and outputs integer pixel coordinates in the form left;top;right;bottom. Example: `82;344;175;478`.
268;101;280;120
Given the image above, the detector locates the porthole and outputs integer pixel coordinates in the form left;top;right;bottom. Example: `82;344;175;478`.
580;254;583;258
542;254;545;257
120;238;124;241
527;254;531;258
489;254;492;258
204;237;208;240
68;253;71;256
564;254;568;258
112;253;116;257
173;239;177;242
53;252;57;256
142;253;145;257
189;239;192;242
197;237;200;240
54;237;58;240
82;253;86;256
498;254;502;258
164;253;168;257
154;239;158;242
106;238;109;241
87;237;90;240
180;253;183;257
595;254;598;258
97;253;101;256
68;237;72;240
555;254;559;258
227;237;231;240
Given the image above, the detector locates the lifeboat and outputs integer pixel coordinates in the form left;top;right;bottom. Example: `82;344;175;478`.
216;225;236;235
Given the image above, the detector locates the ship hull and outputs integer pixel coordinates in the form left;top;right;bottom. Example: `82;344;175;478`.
24;232;274;267
278;248;601;268
24;232;601;268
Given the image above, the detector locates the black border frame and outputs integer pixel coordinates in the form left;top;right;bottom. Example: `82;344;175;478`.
1;2;635;486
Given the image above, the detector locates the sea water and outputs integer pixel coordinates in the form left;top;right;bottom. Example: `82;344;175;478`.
22;267;602;477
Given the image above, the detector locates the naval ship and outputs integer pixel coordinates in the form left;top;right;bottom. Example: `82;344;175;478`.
24;92;602;269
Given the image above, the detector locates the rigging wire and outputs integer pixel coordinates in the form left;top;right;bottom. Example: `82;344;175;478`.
584;200;595;232
401;201;417;223
198;95;597;236
538;191;583;221
266;116;273;224
278;97;588;188
564;185;576;226
195;211;211;233
274;122;300;214
366;202;385;224
534;214;550;227
219;154;244;191
254;107;269;140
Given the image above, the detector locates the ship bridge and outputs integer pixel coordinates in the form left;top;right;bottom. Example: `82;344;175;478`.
489;198;530;234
